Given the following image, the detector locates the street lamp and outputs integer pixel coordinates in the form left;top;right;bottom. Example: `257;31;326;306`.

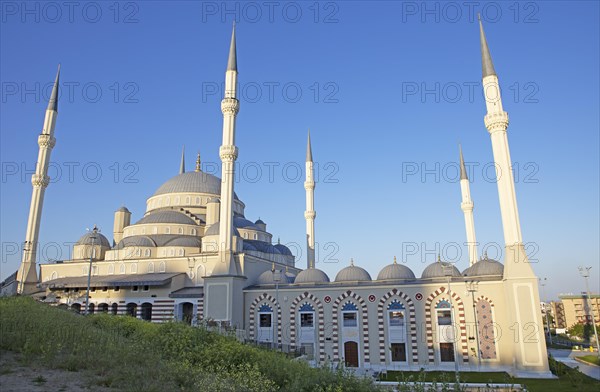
578;266;600;357
84;225;98;316
466;280;481;371
539;278;553;345
441;261;460;385
272;268;282;350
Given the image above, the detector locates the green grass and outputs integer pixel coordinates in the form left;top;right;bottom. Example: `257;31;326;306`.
577;355;600;366
0;297;378;392
382;362;600;392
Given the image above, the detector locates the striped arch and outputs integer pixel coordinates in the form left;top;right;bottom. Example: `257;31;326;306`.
377;289;418;363
197;295;204;321
290;292;325;363
425;287;469;363
249;293;282;346
476;295;495;307
332;291;370;363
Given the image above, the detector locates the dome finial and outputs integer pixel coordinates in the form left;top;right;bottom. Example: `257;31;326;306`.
393;256;397;264
277;237;280;245
195;152;201;172
350;258;354;266
437;254;442;263
180;146;186;174
484;251;488;260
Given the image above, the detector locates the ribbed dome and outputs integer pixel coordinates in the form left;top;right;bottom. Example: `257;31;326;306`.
234;216;258;229
116;235;156;249
256;269;287;285
136;211;197;225
377;260;416;280
153;172;239;199
463;258;504;277
76;232;111;248
295;268;330;284
421;261;461;279
335;263;372;282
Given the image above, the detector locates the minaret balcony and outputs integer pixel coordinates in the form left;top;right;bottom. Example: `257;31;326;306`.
219;145;239;161
38;134;56;148
484;111;509;133
221;98;240;115
31;174;50;188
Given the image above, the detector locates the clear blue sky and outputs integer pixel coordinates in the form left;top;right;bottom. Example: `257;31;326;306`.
1;1;598;299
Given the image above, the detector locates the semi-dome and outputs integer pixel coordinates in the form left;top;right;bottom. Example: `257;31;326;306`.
163;236;202;248
204;224;240;237
135;211;197;226
152;171;239;199
421;260;461;279
274;243;293;256
234;216;258;229
294;268;330;284
335;261;372;282
76;231;111;248
116;235;156;249
463;256;504;277
377;258;416;280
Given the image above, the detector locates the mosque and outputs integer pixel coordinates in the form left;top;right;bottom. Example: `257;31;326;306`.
4;21;552;377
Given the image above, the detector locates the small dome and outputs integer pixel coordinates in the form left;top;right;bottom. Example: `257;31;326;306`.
76;231;111;248
136;211;197;225
421;260;461;279
116;206;130;213
116;235;156;249
294;268;330;284
255;219;265;225
274;243;293;256
256;269;289;285
463;257;504;277
377;259;416;280
335;262;372;282
242;241;258;251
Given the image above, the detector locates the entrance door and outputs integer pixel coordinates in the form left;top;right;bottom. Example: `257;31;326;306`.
344;341;359;367
440;342;455;362
182;302;194;325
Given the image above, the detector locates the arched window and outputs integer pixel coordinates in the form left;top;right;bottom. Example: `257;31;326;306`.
165;197;170;206
341;302;358;328
119;264;126;274
141;303;153;321
141;228;146;235
51;271;58;280
144;249;151;257
169;249;174;257
136;248;141;257
165;227;171;234
299;302;315;328
178;248;184;256
191;229;197;236
254;233;257;240
131;264;137;273
195;197;200;205
153;227;158;234
159;261;166;273
175;196;180;204
148;263;155;273
185;196;190;205
111;303;118;315
108;264;114;274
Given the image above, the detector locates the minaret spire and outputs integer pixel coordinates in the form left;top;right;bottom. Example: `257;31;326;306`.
478;14;496;78
227;22;237;71
478;21;551;375
304;129;316;269
179;146;186;174
458;145;478;266
17;66;61;294
214;23;240;276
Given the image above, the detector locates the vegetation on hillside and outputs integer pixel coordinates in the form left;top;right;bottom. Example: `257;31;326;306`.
0;297;378;391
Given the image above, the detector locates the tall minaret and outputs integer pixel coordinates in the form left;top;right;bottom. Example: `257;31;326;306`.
17;65;60;294
479;18;550;376
179;146;185;174
215;24;240;275
459;145;478;266
304;130;316;269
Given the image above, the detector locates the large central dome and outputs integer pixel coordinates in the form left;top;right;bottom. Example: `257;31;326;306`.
153;172;238;199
